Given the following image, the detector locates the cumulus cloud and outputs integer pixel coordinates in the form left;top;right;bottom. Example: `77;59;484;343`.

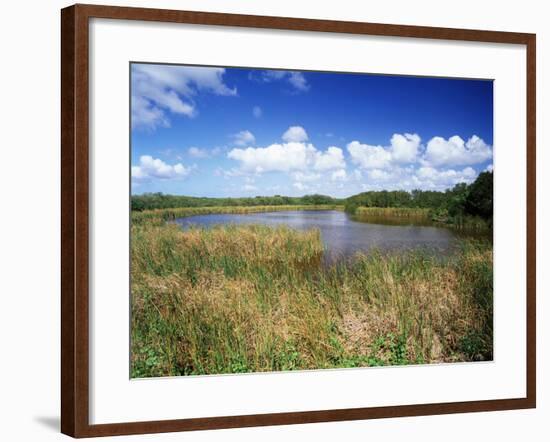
347;133;421;169
331;169;347;181
348;133;491;172
415;166;477;188
347;141;393;169
228;142;316;173
231;130;256;146
313;146;345;171
367;169;393;181
359;164;479;191
282;126;308;143
228;127;345;175
131;155;191;181
423;135;492;167
252;106;262;118
390;133;421;163
222;128;489;194
250;70;310;92
131;64;237;130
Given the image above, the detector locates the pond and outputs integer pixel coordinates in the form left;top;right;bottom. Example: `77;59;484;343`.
174;210;463;259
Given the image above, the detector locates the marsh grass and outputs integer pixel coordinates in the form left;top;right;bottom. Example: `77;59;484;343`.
355;206;491;233
355;207;431;219
131;219;493;377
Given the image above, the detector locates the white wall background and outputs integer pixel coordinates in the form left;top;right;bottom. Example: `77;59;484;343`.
0;0;546;440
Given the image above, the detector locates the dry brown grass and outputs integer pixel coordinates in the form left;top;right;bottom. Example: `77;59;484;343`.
131;223;493;377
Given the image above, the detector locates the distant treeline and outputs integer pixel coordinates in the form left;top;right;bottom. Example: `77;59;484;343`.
346;171;493;223
131;171;493;223
131;193;343;211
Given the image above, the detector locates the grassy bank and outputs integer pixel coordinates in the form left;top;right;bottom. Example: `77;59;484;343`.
132;204;344;226
131;221;493;378
355;207;431;218
353;206;491;232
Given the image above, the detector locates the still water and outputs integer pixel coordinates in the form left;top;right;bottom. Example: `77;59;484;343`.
174;210;461;258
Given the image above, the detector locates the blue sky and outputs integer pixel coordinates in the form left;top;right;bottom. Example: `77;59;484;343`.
131;63;493;198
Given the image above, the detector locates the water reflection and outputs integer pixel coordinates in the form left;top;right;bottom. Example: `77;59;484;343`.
174;210;467;259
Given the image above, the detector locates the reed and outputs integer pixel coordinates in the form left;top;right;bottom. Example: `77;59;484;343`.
131;221;493;377
355;207;431;219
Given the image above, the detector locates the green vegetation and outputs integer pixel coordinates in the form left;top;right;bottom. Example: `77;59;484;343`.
131;193;343;211
132;204;343;226
131;221;493;377
131;171;493;232
130;172;493;377
354;207;431;218
345;172;493;231
350;208;432;227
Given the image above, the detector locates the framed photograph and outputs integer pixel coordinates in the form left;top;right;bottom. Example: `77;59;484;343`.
61;4;536;437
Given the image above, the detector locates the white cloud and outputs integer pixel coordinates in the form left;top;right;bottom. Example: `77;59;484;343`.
367;169;392;181
423;135;492;167
131;155;191;181
226;126;349;191
218;167;249;178
228;132;346;175
314;146;345;171
221;130;489;194
251;70;310;92
131;95;170;130
242;184;257;192
415;166;477;188
257;70;286;81
288;72;310;91
331;169;347;181
359;164;479;192
485;163;494;172
188;147;208;158
228;142;316;173
188;146;222;158
282;126;308;143
348;133;491;172
292;171;321;182
292;182;308;191
132;64;237;130
347;141;393;169
347;133;421;170
252;106;262;118
390;133;421;163
231;130;256;146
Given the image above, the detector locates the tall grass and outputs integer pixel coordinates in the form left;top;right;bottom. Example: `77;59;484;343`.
353;207;432;226
131;221;493;377
354;206;492;233
355;207;431;218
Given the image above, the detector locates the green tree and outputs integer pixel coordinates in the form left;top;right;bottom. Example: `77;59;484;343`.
464;171;493;220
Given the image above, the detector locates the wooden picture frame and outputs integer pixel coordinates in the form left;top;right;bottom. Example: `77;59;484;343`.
61;3;536;437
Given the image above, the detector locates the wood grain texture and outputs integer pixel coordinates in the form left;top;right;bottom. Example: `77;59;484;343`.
60;5;76;436
60;3;536;438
